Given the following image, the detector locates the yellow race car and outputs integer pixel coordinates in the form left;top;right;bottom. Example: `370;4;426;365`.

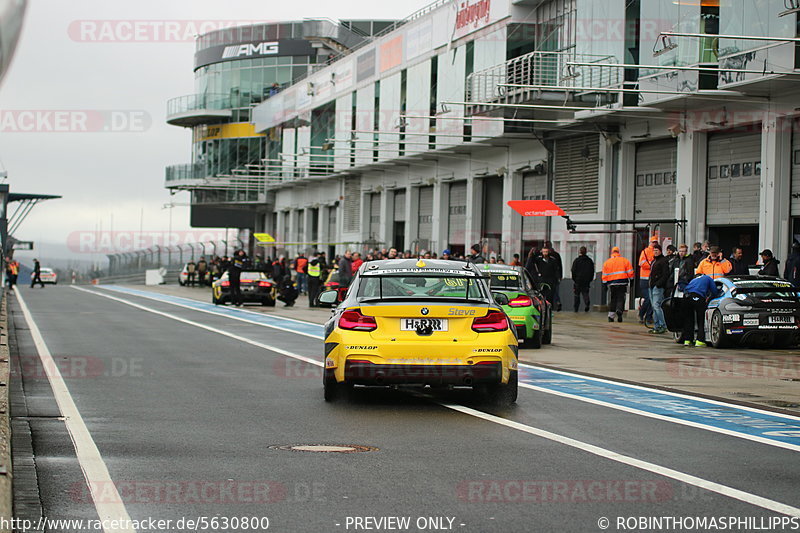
317;259;519;405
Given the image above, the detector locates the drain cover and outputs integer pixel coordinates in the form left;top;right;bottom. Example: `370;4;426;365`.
269;444;378;453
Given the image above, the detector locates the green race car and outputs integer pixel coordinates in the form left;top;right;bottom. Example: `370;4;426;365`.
483;265;553;349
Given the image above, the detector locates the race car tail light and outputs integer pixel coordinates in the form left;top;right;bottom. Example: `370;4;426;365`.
508;295;533;307
258;281;272;288
338;309;377;331
472;311;510;332
221;281;230;287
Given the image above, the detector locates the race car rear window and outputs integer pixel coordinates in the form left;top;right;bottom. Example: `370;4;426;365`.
733;281;798;299
241;272;265;280
489;274;522;290
357;275;488;301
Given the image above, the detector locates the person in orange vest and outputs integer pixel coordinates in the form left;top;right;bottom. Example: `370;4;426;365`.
602;246;635;323
5;258;19;290
637;236;658;325
695;246;732;279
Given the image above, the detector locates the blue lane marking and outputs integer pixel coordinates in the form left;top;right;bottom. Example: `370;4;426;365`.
99;285;800;448
100;285;324;338
517;366;800;448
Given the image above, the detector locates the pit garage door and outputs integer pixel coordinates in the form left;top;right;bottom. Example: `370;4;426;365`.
417;186;434;252
554;134;599;215
327;205;337;240
393;190;406;251
792;119;800;217
521;171;548;245
635;139;677;225
706;130;761;225
368;193;381;244
447;181;467;251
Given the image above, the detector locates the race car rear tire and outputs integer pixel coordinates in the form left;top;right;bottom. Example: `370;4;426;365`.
710;311;729;349
212;296;220;305
527;329;542;349
542;313;553;345
262;298;276;307
477;371;518;407
323;371;351;402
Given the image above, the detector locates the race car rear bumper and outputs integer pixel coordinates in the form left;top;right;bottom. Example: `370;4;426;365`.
344;361;502;386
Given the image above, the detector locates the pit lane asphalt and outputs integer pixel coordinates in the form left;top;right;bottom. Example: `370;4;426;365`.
10;286;800;533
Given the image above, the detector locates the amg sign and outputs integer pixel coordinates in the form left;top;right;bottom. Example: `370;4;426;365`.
222;41;279;59
194;39;316;69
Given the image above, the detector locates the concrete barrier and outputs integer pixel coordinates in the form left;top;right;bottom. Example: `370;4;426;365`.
0;295;12;530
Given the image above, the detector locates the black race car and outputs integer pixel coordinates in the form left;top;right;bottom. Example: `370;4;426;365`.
663;276;800;349
212;270;277;306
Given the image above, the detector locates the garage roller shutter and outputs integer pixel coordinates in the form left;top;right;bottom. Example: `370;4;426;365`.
417;186;434;250
448;181;467;246
297;209;305;242
554;135;599;214
343;176;362;232
635;139;677;221
521;172;547;240
706;131;761;225
394;190;406;222
327;206;337;240
792;120;800;216
368;193;381;241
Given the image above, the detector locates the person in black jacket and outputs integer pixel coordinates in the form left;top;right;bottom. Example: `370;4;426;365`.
676;244;695;291
570;246;595;312
30;258;44;288
730;246;749;276
535;246;559;304
665;245;680;293
758;249;780;277
784;242;800;288
228;250;246;307
467;243;485;264
544;241;564;311
648;244;670;334
524;246;540;283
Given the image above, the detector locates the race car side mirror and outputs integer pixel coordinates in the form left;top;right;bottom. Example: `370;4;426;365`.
492;292;510;306
317;290;339;307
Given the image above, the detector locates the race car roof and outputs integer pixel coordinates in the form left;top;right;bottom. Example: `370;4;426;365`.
360;259;482;277
725;275;789;285
478;264;523;275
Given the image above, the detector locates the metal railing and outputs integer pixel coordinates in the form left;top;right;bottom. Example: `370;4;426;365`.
165;163;206;184
166;93;234;117
165;162;271;201
466;51;621;104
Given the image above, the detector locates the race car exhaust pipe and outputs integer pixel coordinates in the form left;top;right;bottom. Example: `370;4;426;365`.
463;375;473;386
375;372;386;385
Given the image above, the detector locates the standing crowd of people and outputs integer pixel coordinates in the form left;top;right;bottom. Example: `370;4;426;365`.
183;238;800;336
599;238;800;345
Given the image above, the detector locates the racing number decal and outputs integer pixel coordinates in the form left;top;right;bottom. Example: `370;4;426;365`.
444;278;465;287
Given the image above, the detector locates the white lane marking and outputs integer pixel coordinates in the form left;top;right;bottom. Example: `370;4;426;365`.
76;287;800;517
97;285;322;339
88;286;800;448
440;402;800;517
15;291;137;533
520;363;800;422
72;287;320;367
518;382;800;453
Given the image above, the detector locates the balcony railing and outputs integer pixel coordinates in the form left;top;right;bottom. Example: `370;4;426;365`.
466;50;621;105
166;93;234;117
165;163;206;184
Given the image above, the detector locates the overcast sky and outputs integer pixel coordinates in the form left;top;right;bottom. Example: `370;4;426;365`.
2;0;433;263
